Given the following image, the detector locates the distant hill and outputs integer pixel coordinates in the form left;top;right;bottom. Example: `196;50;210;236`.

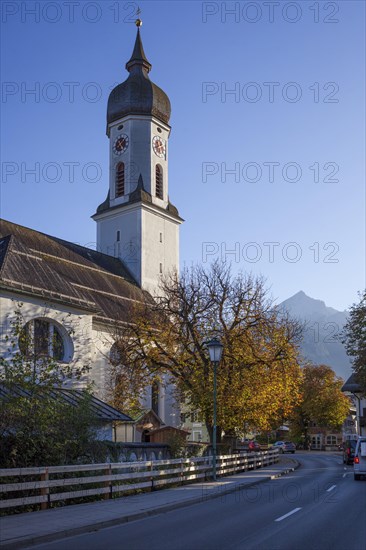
279;291;352;381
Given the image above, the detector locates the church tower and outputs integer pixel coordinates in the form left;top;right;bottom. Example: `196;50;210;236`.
92;21;182;295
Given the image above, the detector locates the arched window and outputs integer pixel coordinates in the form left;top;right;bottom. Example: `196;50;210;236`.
115;162;125;197
155;164;163;199
19;319;72;362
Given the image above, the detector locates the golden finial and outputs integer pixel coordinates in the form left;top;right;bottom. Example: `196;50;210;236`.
136;6;142;27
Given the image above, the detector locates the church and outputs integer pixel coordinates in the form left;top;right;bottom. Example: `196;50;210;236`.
0;21;184;440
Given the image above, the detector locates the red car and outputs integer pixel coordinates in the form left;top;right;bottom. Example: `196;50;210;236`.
247;440;261;452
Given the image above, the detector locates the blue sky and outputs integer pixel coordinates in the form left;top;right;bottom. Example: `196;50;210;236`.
1;0;365;311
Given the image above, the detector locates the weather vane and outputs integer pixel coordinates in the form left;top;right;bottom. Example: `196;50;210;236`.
136;6;142;27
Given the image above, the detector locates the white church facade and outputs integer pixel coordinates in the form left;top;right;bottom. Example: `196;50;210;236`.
0;24;183;440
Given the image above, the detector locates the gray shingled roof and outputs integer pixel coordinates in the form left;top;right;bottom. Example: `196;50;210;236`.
342;373;363;393
0;218;151;323
0;384;133;422
0;235;12;279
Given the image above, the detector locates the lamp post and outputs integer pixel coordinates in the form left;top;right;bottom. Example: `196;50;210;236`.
206;337;223;481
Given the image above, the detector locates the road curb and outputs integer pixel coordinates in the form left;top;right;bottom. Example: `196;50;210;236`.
270;458;300;479
2;461;300;549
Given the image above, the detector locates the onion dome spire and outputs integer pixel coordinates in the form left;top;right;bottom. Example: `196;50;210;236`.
106;20;171;133
126;22;152;74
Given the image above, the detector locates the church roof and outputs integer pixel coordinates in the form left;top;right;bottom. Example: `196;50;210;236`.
107;28;171;131
0;234;12;273
94;175;182;220
0;219;151;324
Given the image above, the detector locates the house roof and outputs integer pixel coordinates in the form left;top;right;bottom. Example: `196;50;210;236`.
342;373;363;394
132;408;165;426
149;426;190;435
0;219;151;324
0;384;133;422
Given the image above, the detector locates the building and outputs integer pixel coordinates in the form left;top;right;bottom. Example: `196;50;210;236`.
342;373;366;436
180;408;209;443
0;22;183;439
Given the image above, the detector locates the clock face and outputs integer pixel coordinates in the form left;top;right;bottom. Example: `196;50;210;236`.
113;134;129;155
152;135;166;159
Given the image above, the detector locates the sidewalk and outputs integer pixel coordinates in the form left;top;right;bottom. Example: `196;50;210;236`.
1;456;299;549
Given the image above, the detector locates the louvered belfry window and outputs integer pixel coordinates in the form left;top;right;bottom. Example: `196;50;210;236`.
155;164;163;199
115;162;125;197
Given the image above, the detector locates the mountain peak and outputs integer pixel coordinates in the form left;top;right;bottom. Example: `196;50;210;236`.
278;291;351;381
293;290;306;298
279;291;341;317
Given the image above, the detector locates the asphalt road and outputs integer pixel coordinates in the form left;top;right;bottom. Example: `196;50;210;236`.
29;452;366;550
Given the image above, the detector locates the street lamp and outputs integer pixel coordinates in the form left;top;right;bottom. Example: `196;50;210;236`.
206;337;223;481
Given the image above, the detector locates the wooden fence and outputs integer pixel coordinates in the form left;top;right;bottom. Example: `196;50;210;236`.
0;449;279;511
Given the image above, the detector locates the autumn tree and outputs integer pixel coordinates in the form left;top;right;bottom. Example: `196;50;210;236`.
104;340;153;418
290;364;350;441
110;262;304;441
0;304;97;467
342;290;366;393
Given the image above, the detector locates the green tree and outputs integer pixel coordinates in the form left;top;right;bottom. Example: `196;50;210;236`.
110;262;304;441
342;290;366;393
290;364;350;441
0;304;97;467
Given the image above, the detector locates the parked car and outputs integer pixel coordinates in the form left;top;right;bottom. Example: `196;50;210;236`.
354;437;366;480
248;440;261;452
272;441;296;454
241;439;261;452
343;439;357;465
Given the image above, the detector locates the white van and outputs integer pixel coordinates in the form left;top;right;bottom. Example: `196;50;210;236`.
353;436;366;480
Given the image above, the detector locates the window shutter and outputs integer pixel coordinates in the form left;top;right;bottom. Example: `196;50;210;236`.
116;163;125;197
155;165;163;199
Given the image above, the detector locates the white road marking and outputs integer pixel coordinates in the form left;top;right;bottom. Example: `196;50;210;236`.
342;473;347;478
275;508;302;522
327;485;336;492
